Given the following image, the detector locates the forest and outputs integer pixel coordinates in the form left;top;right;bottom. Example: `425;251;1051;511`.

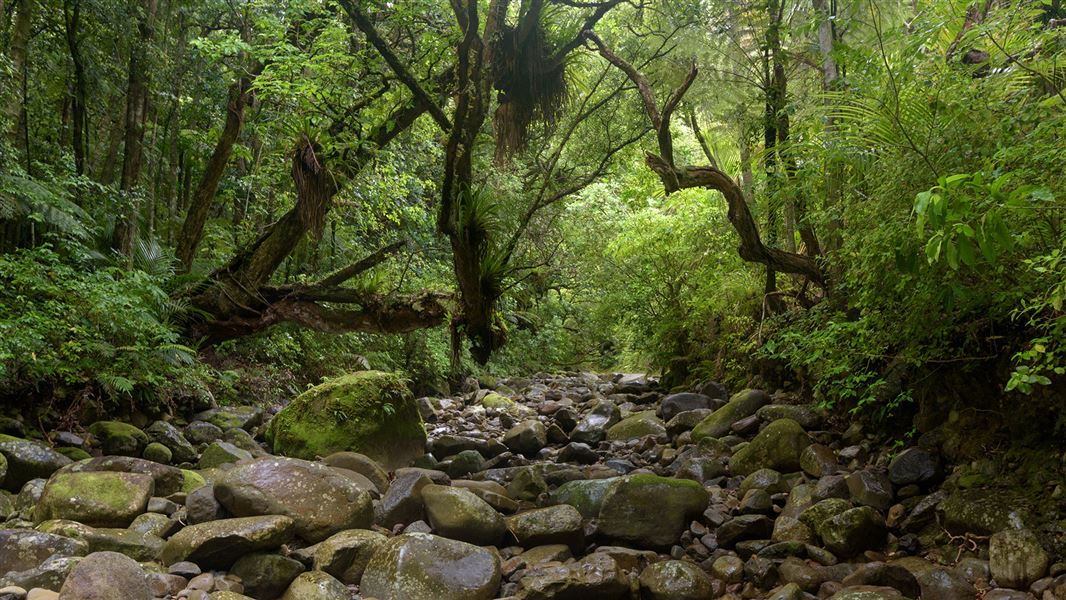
0;0;1065;598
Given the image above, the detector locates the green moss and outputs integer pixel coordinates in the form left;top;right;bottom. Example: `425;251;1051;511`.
481;392;514;409
56;447;92;461
181;469;207;493
269;371;426;470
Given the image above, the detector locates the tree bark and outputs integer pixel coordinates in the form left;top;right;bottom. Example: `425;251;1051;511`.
113;0;159;255
4;0;32;165
176;67;261;272
64;0;89;177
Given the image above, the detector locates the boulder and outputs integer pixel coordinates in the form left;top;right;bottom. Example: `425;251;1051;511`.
214;457;373;543
144;421;198;464
193;406;264;431
691;389;770;441
506;505;584;552
86;421;149;457
160;516;296;568
278;572;348;600
0;530;86;574
730;418;810;476
141;443;172;465
888;448;942;486
514;552;629;599
421;484;506;546
230;553;305;600
939;489;1029;535
989;528;1048;588
320;452;389;493
58;456;184;496
569;400;620;445
817;506;886;558
659;393;713;422
267;371;425;470
550;478;616;518
312;529;387;585
847;469;894;511
376;469;431;527
361;533;501;600
57;551;150;600
35;472;153;527
198;441;253;469
185;421;224;445
503;420;548;458
638;560;715;600
605;411;666;442
0;440;72;491
596;474;709;549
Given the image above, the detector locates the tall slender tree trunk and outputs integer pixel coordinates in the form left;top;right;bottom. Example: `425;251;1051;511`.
4;0;32;168
64;0;89;177
113;0;159;255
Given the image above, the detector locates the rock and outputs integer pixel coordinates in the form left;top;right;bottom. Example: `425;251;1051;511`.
605;411;666;442
514;552;629;599
223;428;265;456
278;572;348;600
160;516;296;568
569;400;620;445
506;505;584;552
767;582;807;600
214;457;373;543
659;393;712;422
35;472;153;527
193;406;263;432
557;442;598;465
57;551;150;600
665;409;712;437
198;442;253;469
421;484;506;546
145;421;198;464
320;452;389;493
596;474;709;549
185;421;224;445
691;389;770;441
717;514;774;547
801;444;839;478
756;404;825;429
638;559;714;600
231;553;305;600
888;448;942;486
550;478;615;518
0;440;73;491
361;533;501;600
730;418;810;476
186;483;227;524
481;392;515;410
842;562;921;598
939;489;1029;535
816;506;886;558
503;420;548;458
445;450;485;478
828;586;907;599
846;470;894;511
376;470;431;528
906;565;975;600
800;498;852;531
0;531;86;576
712;555;744;583
312;529;387;585
86;421;148;457
58;456;184;496
267;371;425;470
142;443;172;465
989;529;1048;588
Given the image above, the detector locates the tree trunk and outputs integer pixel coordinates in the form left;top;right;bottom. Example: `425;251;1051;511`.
4;0;32;166
64;0;88;177
176;69;259;272
113;0;159;255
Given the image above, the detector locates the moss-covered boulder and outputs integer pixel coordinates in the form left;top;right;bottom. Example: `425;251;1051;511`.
145;421;198;464
606;411;667;442
639;559;716;600
0;452;6;484
0;529;87;574
691;389;770;441
597;474;709;549
160;515;296;568
35;471;153;527
360;533;501;600
58;456;184;496
142;442;172;465
816;506;886;558
87;421;149;457
194;406;264;432
730;418;810;476
267;371;425;470
421;484;506;546
549;478;617;518
989;528;1048;588
480;392;514;410
313;529;388;584
198;441;253;469
505;504;584;552
230;552;306;600
279;571;349;600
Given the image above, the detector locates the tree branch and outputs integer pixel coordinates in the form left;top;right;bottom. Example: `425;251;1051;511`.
316;240;409;287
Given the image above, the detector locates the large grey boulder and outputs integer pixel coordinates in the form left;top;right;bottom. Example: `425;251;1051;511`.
360;533;501;600
35;471;153;527
160;516;296;568
691;389;769;441
57;551;151;600
596;474;709;549
989;528;1048;589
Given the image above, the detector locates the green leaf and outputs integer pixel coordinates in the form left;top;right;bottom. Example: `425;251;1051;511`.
925;235;944;263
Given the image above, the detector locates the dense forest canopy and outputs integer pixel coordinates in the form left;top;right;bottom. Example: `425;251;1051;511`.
0;0;1064;434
